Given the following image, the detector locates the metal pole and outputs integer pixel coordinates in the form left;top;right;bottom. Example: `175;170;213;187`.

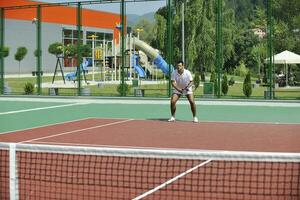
0;8;4;95
167;0;173;97
216;0;222;98
36;5;42;95
92;36;95;81
121;0;125;96
77;2;82;95
267;0;273;99
181;2;185;63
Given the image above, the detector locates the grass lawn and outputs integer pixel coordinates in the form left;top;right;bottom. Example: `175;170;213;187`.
3;75;300;99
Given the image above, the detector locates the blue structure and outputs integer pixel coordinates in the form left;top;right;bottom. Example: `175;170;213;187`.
65;60;89;83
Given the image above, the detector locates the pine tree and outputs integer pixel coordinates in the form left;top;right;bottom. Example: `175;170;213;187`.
243;71;252;97
221;73;228;95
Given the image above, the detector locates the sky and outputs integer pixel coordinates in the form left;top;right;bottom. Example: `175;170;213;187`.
33;0;166;15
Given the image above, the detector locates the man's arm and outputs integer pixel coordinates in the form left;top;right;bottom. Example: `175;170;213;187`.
171;80;183;93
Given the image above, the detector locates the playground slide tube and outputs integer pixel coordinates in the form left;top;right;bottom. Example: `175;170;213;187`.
134;38;173;75
134;64;146;78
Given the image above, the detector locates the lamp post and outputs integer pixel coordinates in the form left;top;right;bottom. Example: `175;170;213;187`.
88;34;97;82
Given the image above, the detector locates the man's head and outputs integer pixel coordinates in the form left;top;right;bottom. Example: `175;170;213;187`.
176;60;185;73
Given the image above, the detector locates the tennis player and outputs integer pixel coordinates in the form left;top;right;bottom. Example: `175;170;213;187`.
168;60;198;122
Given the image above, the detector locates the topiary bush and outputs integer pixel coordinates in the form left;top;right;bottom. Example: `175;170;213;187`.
221;73;229;95
210;70;218;95
80;44;92;57
24;82;34;95
200;71;205;82
193;71;200;90
64;43;76;57
0;46;9;57
117;82;130;96
48;42;63;56
243;71;252;97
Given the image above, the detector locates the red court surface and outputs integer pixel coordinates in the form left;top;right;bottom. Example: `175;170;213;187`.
0;118;299;152
0;118;299;200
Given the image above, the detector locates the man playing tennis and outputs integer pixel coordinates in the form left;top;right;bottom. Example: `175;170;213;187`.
168;60;198;122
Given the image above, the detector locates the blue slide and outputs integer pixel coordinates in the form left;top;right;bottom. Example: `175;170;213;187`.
132;55;146;78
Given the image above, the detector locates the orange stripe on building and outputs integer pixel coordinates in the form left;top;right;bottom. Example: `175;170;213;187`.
0;0;124;42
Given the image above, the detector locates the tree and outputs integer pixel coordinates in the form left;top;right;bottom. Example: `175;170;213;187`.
210;70;217;94
0;46;9;58
243;71;252;97
14;47;27;76
134;19;155;43
221;73;229;95
48;42;63;57
193;71;200;90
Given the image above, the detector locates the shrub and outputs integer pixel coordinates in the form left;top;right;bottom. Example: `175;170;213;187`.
228;77;235;86
48;42;63;56
200;71;205;82
210;71;218;95
234;61;248;77
34;49;42;57
117;82;130;96
243;71;252;97
80;44;92;57
0;46;9;57
64;43;76;57
221;73;229;95
14;47;27;62
193;71;200;90
24;82;34;94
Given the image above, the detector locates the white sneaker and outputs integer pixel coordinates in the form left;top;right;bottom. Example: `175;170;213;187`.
168;116;175;122
193;117;198;123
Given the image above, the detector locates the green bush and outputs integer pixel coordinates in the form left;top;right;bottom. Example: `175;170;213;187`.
64;43;76;57
48;42;63;56
117;82;130;96
228;77;235;86
221;73;229;95
80;44;92;57
34;49;42;57
200;71;205;82
193;71;200;90
24;82;34;95
0;46;9;57
243;71;252;97
14;47;27;62
235;61;248;77
210;71;218;95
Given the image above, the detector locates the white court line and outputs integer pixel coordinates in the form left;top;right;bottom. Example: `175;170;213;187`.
0;102;88;115
132;159;212;200
19;119;134;144
0;117;94;135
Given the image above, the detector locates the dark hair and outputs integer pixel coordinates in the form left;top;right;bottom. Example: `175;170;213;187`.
177;60;184;65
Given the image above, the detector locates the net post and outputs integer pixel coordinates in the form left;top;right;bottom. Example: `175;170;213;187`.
9;143;19;200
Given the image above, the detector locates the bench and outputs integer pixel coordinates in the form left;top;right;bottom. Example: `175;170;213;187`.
49;87;89;96
134;88;168;97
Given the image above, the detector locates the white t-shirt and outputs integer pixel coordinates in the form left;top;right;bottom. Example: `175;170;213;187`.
171;69;193;94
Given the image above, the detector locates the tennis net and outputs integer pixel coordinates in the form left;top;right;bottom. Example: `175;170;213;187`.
0;142;299;200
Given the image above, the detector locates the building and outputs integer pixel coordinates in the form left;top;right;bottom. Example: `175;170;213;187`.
0;0;121;74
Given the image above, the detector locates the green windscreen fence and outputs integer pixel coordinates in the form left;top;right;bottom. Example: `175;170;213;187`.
1;0;299;99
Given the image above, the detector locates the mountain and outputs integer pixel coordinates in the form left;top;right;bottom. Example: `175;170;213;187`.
127;12;155;26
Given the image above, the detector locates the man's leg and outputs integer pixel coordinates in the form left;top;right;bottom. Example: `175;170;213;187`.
186;93;197;118
169;93;181;121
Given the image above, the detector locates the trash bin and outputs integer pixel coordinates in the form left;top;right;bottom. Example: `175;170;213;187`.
132;79;139;87
203;82;214;98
